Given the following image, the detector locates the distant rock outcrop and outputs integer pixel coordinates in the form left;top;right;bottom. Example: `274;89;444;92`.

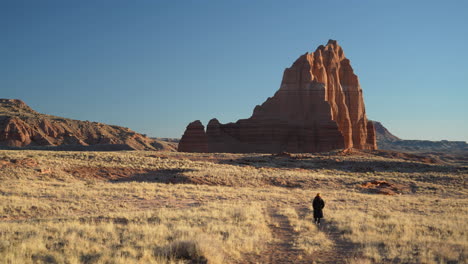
372;120;468;154
372;121;401;143
0;99;175;151
179;40;377;153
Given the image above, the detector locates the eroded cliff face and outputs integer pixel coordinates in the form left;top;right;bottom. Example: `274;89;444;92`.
0;99;175;151
178;120;208;153
179;40;377;153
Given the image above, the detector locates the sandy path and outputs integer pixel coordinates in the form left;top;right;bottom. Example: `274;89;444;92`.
239;207;311;264
239;206;357;264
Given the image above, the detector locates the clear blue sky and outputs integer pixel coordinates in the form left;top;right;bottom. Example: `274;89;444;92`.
2;0;467;141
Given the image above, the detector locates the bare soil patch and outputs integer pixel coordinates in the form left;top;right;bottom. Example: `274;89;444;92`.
360;180;410;195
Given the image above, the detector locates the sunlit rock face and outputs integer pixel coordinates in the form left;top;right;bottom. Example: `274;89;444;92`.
178;40;377;153
0;99;172;150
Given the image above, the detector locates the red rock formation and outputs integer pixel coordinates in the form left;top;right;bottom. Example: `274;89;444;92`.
178;40;377;153
0;117;33;147
0;99;176;151
178;120;208;153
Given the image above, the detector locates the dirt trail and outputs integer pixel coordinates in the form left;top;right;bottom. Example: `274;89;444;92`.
239;206;357;264
296;207;358;264
239;206;311;264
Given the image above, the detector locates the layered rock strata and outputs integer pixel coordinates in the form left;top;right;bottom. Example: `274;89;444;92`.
179;40;377;153
178;120;208;153
0;99;175;151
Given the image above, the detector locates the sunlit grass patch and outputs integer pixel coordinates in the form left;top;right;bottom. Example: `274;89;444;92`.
0;202;270;263
280;207;333;254
328;193;468;263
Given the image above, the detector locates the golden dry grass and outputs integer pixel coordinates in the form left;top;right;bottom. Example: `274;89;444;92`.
327;192;467;263
0;202;270;264
279;207;333;254
0;150;466;263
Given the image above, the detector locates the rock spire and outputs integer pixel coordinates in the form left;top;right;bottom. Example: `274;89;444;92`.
179;40;377;153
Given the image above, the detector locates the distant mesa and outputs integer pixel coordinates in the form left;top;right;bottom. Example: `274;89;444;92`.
179;40;377;153
0;99;175;151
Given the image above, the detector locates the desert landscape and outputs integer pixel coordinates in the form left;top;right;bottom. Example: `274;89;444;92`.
1;39;467;264
1;97;467;263
0;149;466;263
2;2;467;264
1;38;467;263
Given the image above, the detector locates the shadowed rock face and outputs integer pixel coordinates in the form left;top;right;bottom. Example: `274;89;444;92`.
178;120;208;153
179;40;377;153
0;99;175;151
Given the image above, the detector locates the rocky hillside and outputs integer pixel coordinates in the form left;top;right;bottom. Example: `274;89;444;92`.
372;120;467;154
373;121;401;144
0;99;175;151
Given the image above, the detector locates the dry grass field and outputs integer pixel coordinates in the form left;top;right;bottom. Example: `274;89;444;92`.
0;149;466;264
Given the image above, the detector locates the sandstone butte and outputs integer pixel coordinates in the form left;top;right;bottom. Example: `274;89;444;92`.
0;99;175;151
179;40;377;153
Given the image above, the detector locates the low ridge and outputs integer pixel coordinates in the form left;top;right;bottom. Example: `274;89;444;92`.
0;99;175;151
372;120;468;154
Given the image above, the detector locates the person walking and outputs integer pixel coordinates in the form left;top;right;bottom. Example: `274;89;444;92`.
312;193;325;225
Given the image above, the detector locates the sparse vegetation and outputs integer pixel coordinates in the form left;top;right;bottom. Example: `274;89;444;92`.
0;150;466;263
0;203;269;264
279;207;333;254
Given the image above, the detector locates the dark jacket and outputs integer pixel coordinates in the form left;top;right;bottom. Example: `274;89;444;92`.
312;196;325;218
